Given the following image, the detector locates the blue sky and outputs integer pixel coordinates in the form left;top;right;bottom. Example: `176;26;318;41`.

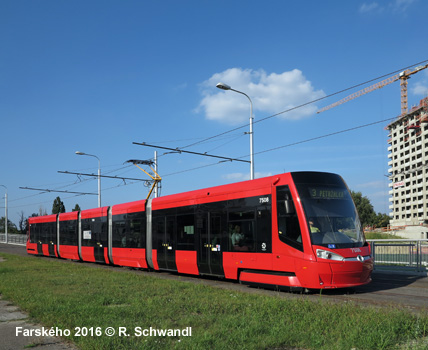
1;0;428;226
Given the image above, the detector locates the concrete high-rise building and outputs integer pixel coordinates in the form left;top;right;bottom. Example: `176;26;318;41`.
386;97;428;238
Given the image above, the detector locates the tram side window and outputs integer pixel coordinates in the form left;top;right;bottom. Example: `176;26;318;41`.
81;217;107;247
29;224;39;243
112;215;126;247
166;216;175;247
128;212;146;248
112;213;146;248
152;215;166;250
40;222;55;244
176;214;195;250
228;211;256;252
59;220;78;245
277;186;303;251
207;209;228;249
81;219;93;247
39;224;48;243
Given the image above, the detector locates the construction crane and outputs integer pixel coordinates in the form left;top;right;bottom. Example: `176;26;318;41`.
317;63;428;115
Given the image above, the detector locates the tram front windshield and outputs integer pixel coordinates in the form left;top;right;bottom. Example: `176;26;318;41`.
292;172;365;249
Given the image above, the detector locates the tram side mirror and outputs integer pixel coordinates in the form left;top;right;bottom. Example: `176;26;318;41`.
284;199;295;214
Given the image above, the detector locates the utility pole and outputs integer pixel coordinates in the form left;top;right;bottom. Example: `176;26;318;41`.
0;185;7;244
154;151;159;198
216;82;254;179
75;151;101;207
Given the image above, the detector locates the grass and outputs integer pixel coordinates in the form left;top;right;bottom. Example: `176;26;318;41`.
365;232;404;240
0;253;427;350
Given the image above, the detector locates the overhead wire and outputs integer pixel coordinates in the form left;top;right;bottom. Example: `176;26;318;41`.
13;164;135;204
45;61;428;192
160;115;398;177
251;117;397;157
7;114;398;210
180;59;428;150
144;132;246;163
11;60;428;211
205;133;246;154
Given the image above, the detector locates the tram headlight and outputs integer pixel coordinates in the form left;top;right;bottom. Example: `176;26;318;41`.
316;249;344;261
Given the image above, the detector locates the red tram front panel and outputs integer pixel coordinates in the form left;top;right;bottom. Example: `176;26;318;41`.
58;211;79;260
273;172;372;289
110;200;147;268
80;207;109;264
27;214;58;257
312;246;373;288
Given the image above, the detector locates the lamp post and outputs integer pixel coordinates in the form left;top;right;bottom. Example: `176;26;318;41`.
0;185;7;244
75;151;101;207
216;82;254;180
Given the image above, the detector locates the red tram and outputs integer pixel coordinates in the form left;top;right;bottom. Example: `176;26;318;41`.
27;172;373;289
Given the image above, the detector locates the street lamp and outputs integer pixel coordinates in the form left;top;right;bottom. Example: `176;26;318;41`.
0;185;7;244
216;82;254;180
75;151;101;207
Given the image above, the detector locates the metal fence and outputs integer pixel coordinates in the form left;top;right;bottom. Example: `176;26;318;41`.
368;239;428;275
0;233;27;245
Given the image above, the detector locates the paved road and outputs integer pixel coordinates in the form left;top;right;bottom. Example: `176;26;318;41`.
1;243;427;314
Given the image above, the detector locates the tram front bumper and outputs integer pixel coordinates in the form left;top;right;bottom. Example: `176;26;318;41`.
321;257;374;288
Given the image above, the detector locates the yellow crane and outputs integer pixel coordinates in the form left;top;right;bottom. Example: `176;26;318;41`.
317;63;428;115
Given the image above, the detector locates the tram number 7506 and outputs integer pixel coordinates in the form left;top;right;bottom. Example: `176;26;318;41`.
259;197;269;204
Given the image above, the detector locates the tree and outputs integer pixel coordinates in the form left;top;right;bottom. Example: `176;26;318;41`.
350;191;376;228
350;191;390;228
72;204;81;212
22;213;39;235
39;206;47;216
52;196;66;214
18;210;26;234
0;217;18;234
374;212;390;228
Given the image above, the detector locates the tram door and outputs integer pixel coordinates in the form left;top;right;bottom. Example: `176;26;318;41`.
93;240;104;262
37;241;43;255
48;223;56;257
154;216;177;271
36;225;43;255
81;216;108;263
198;212;225;276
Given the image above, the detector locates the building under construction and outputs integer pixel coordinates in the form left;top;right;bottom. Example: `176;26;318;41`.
317;63;428;237
386;97;428;238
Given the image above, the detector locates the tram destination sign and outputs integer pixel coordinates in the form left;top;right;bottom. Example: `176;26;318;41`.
308;187;347;200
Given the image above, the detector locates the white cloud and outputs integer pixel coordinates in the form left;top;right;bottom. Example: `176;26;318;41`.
356;180;386;189
412;71;428;96
174;82;188;90
358;0;417;15
412;82;428;96
359;0;416;14
390;0;416;12
197;68;325;125
359;2;380;14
